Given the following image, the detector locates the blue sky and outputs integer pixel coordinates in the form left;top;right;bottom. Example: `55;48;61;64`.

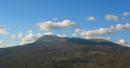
0;0;130;47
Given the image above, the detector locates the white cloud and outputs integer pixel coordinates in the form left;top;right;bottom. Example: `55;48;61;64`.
110;23;130;31
75;28;82;33
57;34;67;37
17;32;39;45
10;31;39;45
11;35;16;39
0;40;16;48
117;39;126;44
85;16;97;21
117;38;128;46
0;25;8;35
0;40;9;48
18;33;24;39
0;40;5;45
37;20;76;30
72;33;78;37
105;14;119;21
123;12;130;16
11;31;55;45
43;32;54;35
75;28;112;36
75;23;130;38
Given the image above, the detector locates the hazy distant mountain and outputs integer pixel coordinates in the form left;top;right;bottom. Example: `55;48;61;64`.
0;35;130;68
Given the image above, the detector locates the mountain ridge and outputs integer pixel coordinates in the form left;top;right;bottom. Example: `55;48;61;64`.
34;35;121;46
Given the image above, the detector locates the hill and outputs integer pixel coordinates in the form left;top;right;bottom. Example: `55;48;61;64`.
0;35;130;68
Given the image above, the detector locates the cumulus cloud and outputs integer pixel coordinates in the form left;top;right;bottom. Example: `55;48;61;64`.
14;31;70;45
110;23;130;31
117;38;127;46
117;39;126;44
0;25;8;35
123;12;130;16
85;16;97;21
105;14;119;21
17;32;40;45
75;23;130;38
37;20;76;30
77;28;112;36
11;31;38;45
11;31;56;45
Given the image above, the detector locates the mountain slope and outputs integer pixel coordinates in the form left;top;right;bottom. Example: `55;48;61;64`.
0;35;130;68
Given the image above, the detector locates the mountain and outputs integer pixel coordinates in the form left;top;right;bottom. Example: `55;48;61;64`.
0;35;130;68
34;35;118;46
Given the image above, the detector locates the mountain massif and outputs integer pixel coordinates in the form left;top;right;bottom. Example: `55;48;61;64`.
0;35;130;68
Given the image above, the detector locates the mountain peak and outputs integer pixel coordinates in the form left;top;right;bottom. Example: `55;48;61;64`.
34;35;67;45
